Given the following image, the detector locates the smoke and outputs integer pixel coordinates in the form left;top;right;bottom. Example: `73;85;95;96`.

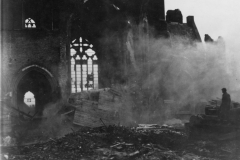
116;21;240;124
38;101;75;138
12;101;76;145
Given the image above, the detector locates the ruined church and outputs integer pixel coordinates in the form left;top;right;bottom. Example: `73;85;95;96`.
1;0;201;115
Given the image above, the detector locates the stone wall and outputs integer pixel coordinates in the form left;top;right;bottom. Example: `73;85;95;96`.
1;30;60;88
2;0;198;106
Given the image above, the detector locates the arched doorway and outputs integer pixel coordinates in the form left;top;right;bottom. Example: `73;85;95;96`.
12;65;58;117
17;70;52;116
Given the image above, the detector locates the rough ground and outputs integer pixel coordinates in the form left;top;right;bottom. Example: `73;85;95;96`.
1;122;240;160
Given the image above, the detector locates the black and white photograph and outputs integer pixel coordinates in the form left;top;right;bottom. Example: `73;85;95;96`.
1;0;240;159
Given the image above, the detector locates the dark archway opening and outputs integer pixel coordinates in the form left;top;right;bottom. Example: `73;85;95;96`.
17;70;52;116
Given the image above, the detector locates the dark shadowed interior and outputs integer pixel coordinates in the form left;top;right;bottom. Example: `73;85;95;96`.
17;71;52;116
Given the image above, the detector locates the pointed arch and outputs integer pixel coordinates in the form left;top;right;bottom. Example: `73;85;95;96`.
70;37;98;93
25;18;36;28
11;65;58;107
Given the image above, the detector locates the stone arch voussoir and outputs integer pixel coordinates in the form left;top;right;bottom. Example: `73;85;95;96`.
11;64;58;106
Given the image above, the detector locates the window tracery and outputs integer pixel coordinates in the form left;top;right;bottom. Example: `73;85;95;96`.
70;37;98;93
25;18;36;28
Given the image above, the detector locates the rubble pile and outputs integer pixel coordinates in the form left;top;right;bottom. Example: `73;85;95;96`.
1;88;240;159
1;125;240;160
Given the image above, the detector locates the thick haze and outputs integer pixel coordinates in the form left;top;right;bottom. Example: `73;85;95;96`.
166;0;240;100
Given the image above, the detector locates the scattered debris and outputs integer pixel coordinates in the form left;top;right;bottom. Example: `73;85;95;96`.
1;100;35;119
1;124;240;159
2;90;240;159
71;88;122;127
112;4;120;10
187;98;240;140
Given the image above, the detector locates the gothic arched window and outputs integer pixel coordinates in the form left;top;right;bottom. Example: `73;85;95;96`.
25;18;36;28
70;37;98;93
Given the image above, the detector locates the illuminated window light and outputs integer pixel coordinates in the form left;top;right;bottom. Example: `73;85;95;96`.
85;48;95;56
70;37;98;93
24;91;35;107
25;18;36;28
82;55;87;60
70;49;76;56
76;55;81;60
93;55;98;60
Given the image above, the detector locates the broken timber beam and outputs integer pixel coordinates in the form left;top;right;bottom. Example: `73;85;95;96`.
1;100;34;119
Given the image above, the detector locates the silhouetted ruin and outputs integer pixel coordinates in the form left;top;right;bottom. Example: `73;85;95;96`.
1;1;239;159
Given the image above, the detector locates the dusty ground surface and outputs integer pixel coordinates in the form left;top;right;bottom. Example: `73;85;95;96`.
1;118;240;160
